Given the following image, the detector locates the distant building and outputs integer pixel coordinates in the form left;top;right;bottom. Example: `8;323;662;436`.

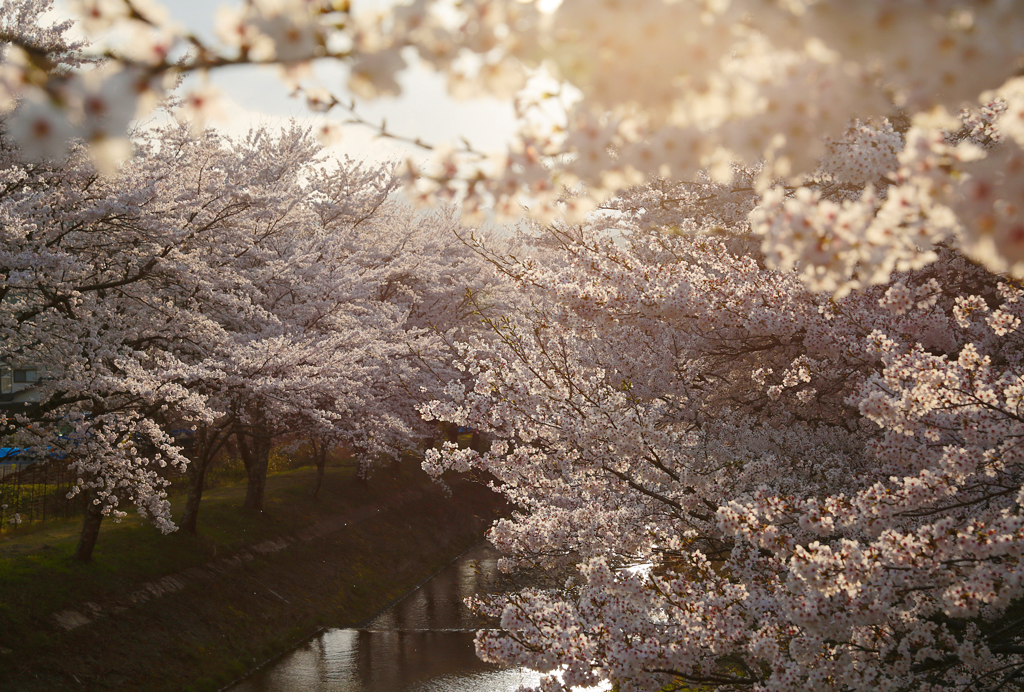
0;365;45;471
1;365;41;400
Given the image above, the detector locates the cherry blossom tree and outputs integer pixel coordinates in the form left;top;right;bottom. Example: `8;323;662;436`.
171;130;501;519
7;2;1024;687
0;129;226;559
329;198;513;453
135;122;362;527
0;112;373;546
0;89;502;545
419;168;1024;690
149;126;430;519
0;117;356;555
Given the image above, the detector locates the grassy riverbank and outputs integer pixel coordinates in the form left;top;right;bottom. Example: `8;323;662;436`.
0;459;506;692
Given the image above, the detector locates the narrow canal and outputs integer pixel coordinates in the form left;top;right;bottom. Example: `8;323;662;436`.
228;543;609;692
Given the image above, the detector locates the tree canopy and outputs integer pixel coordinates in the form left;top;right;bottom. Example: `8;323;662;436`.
4;1;1024;689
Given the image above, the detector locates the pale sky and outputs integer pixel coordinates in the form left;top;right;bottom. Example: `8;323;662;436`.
51;0;522;165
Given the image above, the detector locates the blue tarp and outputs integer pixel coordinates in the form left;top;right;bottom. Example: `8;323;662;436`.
0;446;63;466
0;446;37;471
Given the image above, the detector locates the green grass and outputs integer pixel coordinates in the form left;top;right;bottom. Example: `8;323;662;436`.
0;459;429;644
0;443;507;691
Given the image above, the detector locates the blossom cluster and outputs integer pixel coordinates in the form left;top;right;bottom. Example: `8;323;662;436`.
1;1;1022;290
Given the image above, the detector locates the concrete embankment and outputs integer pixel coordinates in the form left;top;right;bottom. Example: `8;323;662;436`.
0;469;505;692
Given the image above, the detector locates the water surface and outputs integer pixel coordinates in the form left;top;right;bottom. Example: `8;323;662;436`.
229;544;605;692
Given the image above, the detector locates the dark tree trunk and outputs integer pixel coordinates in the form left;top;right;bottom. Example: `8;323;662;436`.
311;438;327;500
312;461;326;499
238;431;271;512
180;459;208;535
179;420;233;535
73;491;105;562
74;403;108;562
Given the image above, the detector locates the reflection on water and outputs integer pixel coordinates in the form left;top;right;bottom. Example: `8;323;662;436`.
230;544;606;692
227;629;549;692
363;542;498;633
